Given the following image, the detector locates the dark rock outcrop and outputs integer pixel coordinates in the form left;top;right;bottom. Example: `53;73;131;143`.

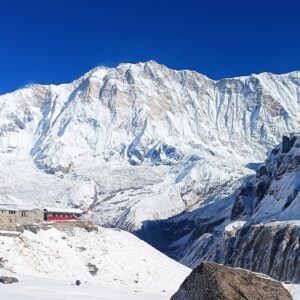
224;222;300;283
75;279;81;286
282;135;297;153
0;276;19;284
171;262;292;300
87;263;98;276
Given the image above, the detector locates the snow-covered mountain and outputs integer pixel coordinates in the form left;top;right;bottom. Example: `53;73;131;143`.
174;134;300;283
0;61;300;260
1;61;300;224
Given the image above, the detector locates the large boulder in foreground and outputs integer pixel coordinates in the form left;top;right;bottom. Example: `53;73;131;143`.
171;262;292;300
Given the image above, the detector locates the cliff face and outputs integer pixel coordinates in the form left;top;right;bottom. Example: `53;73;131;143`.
221;135;300;282
224;222;300;283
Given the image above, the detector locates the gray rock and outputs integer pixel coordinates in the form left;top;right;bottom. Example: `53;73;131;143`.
171;262;292;300
87;263;98;276
0;276;19;284
75;279;81;286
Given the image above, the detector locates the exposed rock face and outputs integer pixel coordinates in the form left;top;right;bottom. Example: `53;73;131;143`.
171;262;292;300
221;136;300;283
224;222;300;283
0;276;19;284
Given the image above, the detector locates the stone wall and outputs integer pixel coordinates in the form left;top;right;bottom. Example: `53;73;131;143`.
49;220;98;232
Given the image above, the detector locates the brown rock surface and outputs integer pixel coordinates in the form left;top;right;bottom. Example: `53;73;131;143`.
171;261;292;300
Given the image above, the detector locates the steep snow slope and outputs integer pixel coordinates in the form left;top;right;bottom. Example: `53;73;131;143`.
0;227;190;296
0;61;300;233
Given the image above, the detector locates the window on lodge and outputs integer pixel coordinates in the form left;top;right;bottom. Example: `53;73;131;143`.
21;211;27;217
9;211;16;214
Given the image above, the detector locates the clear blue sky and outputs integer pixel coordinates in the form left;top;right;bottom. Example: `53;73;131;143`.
0;0;299;94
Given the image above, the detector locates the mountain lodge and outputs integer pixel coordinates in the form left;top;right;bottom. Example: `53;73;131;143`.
0;205;92;233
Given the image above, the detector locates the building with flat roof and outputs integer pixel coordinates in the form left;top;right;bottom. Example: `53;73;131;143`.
44;207;83;221
0;205;86;232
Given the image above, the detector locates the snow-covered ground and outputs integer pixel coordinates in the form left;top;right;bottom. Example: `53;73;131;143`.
0;269;298;300
0;272;168;300
0;227;190;296
285;284;300;300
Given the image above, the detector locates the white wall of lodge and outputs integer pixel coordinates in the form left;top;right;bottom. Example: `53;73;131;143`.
0;210;18;231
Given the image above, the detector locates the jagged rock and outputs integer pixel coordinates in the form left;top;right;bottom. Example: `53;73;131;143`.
0;276;19;284
0;257;7;268
87;263;98;276
171;262;292;300
282;135;297;153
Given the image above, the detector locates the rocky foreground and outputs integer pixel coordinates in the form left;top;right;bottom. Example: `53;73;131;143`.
171;262;292;300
